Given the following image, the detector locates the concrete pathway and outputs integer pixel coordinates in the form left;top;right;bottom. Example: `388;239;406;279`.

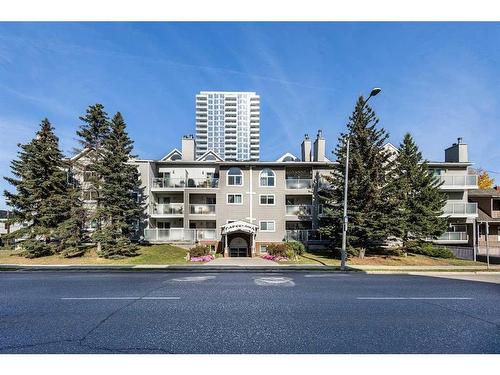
206;257;277;266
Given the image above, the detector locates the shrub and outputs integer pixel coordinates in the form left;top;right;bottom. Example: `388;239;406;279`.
405;241;455;259
189;244;210;257
287;241;305;256
266;243;290;257
21;240;55;258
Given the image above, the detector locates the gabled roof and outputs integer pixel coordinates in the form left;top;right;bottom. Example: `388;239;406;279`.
161;148;182;161
70;147;93;162
196;150;224;162
469;188;500;198
276;152;299;162
383;142;399;155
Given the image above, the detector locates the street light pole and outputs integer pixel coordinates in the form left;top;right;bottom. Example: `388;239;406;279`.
340;87;382;271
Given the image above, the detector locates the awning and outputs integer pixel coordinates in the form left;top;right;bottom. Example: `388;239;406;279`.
221;220;258;235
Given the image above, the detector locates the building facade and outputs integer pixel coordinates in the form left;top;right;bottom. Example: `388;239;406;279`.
469;187;500;257
195;91;260;161
134;131;329;256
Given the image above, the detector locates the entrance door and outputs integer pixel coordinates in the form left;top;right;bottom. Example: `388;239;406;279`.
229;237;249;257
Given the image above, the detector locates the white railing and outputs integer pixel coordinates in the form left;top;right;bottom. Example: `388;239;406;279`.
152;177;219;189
436;175;478;188
144;228;196;242
442;202;478;215
189;204;216;215
285;230;326;242
286;205;313;216
151;203;184;215
285;178;313;189
144;228;218;242
436;232;468;241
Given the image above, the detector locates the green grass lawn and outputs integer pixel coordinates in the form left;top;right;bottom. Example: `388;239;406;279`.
0;244;190;265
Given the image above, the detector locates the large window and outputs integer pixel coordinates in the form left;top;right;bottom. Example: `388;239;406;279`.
227;194;243;204
260;194;275;205
227;167;243;186
82;189;98;201
259;220;275;232
493;199;500;211
260;169;275;187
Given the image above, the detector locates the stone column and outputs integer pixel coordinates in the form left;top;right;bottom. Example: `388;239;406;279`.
223;233;229;257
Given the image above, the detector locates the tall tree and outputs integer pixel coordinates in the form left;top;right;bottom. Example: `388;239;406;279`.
388;133;448;246
96;112;144;258
75;104;110;252
3;119;70;257
319;96;395;254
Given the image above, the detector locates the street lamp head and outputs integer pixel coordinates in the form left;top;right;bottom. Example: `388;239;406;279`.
370;87;382;97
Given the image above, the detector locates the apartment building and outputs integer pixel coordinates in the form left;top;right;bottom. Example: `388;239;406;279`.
469;187;500;256
426;138;479;246
195;91;260;161
133;131;330;257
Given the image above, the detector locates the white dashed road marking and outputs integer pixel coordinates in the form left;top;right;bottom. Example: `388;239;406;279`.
356;297;473;300
61;297;180;300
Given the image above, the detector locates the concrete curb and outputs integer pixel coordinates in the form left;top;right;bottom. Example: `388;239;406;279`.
0;264;498;274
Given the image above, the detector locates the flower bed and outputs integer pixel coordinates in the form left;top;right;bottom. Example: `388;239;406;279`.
189;255;214;262
261;254;288;262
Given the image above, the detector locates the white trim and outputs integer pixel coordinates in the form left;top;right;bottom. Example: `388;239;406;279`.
276;152;299;162
259;220;276;232
226;167;244;187
259;194;276;206
195;150;224;162
259;168;276;187
161;148;182;161
226;193;243;205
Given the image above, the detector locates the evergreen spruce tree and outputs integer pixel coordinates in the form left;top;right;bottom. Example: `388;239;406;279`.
319;97;396;255
389;133;448;247
75;104;110;252
3;119;70;257
96;112;144;258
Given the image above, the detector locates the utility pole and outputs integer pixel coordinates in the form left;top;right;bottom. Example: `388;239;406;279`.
340;87;382;271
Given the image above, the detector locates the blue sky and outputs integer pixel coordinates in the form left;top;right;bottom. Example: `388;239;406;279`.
1;22;499;208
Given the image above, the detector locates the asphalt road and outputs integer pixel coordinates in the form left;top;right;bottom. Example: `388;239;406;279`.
0;271;499;354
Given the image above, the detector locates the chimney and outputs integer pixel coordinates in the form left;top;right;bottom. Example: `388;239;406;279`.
313;130;326;162
495;186;500;192
301;134;312;162
445;137;468;163
182;135;195;161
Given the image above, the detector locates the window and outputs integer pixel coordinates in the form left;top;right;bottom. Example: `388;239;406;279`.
260;169;275;187
227;167;243;186
493;199;500;211
259;220;275;232
260;245;268;253
227;194;243;204
83;169;97;182
82;190;98;201
260;194;275;205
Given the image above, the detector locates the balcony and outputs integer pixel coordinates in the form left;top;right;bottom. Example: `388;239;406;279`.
152;177;219;190
285;230;326;242
150;203;184;217
143;228;218;242
286;205;313;216
434;232;469;243
189;204;216;215
285;178;313;190
436;175;478;189
441;202;478;217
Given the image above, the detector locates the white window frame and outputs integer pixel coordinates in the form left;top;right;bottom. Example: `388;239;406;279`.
259;194;275;206
260;245;268;253
259;168;276;187
259;220;276;232
227;194;243;205
227;167;243;186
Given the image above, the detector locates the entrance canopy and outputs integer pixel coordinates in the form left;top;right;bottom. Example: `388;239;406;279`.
221;220;258;235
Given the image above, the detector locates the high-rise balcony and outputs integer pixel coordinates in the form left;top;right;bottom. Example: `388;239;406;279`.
285;178;313;190
441;202;478;217
189;204;216;215
150;203;184;217
286;205;313;216
151;177;219;190
435;175;478;189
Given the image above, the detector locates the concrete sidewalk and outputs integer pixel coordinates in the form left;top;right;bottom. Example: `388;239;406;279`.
206;257;277;266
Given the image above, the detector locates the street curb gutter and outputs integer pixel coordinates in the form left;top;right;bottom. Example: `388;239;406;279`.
0;264;498;274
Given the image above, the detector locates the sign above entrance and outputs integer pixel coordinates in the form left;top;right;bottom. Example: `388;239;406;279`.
221;220;258;235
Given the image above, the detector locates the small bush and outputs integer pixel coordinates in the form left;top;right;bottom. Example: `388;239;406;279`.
21;240;55;258
287;241;305;256
405;241;455;259
189;244;210;257
266;243;290;257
